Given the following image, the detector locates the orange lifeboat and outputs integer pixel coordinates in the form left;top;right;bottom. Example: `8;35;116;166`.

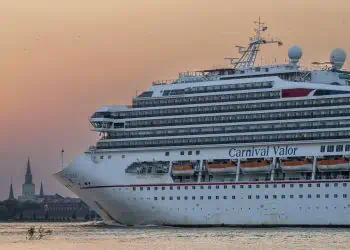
172;163;195;176
317;157;350;172
280;158;313;172
240;160;271;173
207;161;236;175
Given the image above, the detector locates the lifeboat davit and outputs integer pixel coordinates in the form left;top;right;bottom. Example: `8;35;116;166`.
172;164;195;176
317;157;350;172
240;160;272;173
207;161;236;175
280;158;313;172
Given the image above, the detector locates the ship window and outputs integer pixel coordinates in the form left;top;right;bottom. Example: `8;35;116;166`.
290;195;294;199
216;185;220;189
180;151;184;155
208;196;212;200
169;196;173;200
346;145;350;151
325;194;329;198
299;184;303;188
240;185;244;189
140;187;143;191
208;186;212;189
133;187;136;191
177;186;181;190
265;184;269;188
223;196;227;200
248;195;252;199
177;196;180;200
281;195;285;199
100;156;104;160
336;145;343;152
334;194;338;198
232;196;236;199
196;150;200;155
161;197;165;200
192;186;196;190
256;195;260;199
282;184;285;188
256;184;260;188
147;187;150;190
154;197;158;200
122;155;125;159
343;194;347;198
273;184;277;188
200;186;204;189
170;186;173;190
188;151;192;155
308;194;312;198
317;183;320;187
108;155;112;159
165;152;170;156
184;196;188;200
200;196;203;200
327;145;334;152
308;184;312;187
343;183;347;187
299;195;303;199
185;186;188;190
248;185;252;189
216;196;219;200
320;145;325;152
265;195;268;199
192;196;195;200
316;194;320;198
273;195;277;199
334;183;338;187
232;185;236;189
154;187;158;190
325;183;330;187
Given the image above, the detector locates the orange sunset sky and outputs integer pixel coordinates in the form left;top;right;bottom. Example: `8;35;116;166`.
1;0;350;199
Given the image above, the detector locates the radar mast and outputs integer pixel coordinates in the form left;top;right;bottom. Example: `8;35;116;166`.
230;17;283;69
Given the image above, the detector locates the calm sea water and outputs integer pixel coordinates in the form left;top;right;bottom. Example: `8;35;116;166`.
0;222;349;250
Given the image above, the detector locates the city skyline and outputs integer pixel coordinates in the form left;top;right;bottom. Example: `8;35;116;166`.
1;0;350;199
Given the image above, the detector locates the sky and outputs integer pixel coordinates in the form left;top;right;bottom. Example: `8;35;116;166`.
1;0;350;200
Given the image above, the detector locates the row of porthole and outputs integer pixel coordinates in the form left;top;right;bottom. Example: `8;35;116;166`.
132;182;348;191
321;144;350;153
148;193;348;201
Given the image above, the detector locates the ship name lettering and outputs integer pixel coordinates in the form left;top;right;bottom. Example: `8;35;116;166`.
229;146;298;158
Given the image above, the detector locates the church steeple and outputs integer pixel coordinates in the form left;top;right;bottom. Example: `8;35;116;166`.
22;157;35;198
8;177;15;200
25;157;33;184
40;181;44;198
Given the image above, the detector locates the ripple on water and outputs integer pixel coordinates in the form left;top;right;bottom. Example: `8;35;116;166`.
1;223;350;250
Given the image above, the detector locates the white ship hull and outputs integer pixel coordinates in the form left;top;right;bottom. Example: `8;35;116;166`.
54;142;350;226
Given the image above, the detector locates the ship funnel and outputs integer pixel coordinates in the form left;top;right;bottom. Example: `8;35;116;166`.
330;48;346;70
288;45;302;65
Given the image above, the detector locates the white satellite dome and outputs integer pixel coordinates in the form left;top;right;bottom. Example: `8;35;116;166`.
330;48;346;70
288;45;302;64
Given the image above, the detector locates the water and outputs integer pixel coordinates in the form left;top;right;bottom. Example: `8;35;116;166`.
0;222;349;250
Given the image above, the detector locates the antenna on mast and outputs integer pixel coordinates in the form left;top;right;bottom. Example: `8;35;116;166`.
229;17;283;69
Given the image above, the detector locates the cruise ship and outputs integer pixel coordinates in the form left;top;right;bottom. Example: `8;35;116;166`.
54;19;350;226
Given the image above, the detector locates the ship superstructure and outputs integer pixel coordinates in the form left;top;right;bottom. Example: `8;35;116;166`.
54;20;350;226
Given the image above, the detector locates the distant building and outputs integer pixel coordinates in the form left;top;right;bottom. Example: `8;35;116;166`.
12;157;97;221
18;158;40;202
20;194;92;221
8;178;15;201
